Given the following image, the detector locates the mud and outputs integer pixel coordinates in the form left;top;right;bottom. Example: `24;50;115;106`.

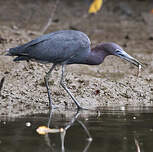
0;0;153;116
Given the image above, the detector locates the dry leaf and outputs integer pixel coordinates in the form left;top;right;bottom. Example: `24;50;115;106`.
36;126;64;135
88;0;103;14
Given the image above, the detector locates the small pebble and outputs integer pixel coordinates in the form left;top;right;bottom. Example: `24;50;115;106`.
137;64;141;77
26;122;31;127
2;121;6;125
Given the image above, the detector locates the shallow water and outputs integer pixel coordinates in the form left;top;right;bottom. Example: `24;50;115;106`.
0;107;153;152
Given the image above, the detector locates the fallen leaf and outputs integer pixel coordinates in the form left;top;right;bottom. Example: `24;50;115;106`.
88;0;103;14
36;126;64;135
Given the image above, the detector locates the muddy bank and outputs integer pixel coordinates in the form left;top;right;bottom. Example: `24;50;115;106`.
0;0;153;116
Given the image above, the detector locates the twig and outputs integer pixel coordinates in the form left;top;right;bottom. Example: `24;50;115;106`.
134;137;141;152
0;77;5;96
41;0;60;34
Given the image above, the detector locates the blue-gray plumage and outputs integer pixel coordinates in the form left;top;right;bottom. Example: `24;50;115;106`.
6;30;142;109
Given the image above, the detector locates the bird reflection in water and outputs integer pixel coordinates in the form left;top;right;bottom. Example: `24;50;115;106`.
36;110;92;152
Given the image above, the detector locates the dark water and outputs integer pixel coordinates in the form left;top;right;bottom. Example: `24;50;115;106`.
1;107;153;152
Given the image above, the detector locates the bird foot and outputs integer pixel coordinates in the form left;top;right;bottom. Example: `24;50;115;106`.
77;106;89;111
49;104;57;109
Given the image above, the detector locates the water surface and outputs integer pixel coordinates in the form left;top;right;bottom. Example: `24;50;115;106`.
0;106;153;152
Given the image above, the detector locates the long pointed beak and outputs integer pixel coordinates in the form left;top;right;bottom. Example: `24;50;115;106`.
116;51;143;68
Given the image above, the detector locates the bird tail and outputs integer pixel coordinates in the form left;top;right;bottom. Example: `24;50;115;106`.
4;47;30;62
0;48;17;56
4;47;20;56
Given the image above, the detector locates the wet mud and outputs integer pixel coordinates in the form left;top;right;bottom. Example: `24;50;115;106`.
0;0;153;116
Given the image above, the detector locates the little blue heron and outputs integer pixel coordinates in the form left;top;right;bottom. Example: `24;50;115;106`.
6;30;142;109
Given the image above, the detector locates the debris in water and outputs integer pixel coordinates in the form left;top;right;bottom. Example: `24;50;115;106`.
134;137;141;152
26;122;31;127
36;126;64;135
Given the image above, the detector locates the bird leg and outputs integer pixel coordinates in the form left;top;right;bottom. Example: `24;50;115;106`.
44;64;56;108
60;64;83;110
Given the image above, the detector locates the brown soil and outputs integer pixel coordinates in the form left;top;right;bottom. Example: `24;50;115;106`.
0;0;153;117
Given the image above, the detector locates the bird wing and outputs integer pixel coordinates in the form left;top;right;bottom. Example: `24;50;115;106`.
8;30;91;64
8;31;62;56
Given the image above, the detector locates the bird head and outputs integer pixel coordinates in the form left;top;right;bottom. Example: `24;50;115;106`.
102;42;143;68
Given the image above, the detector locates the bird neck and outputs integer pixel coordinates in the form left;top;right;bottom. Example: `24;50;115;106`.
84;46;110;65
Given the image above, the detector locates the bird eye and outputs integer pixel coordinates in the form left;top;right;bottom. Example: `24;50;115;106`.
115;49;121;53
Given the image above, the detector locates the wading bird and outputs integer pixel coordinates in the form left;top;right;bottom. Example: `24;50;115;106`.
6;30;142;109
